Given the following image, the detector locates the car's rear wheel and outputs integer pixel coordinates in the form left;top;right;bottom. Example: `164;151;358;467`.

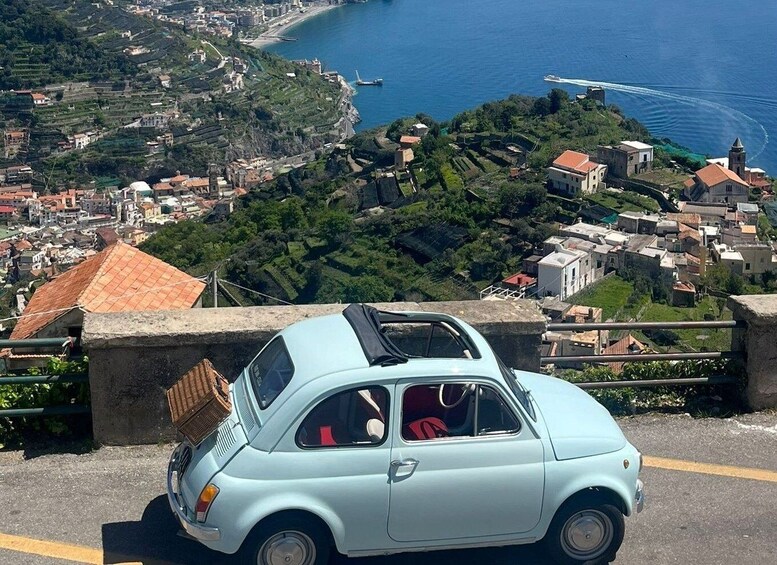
542;498;624;564
241;515;331;565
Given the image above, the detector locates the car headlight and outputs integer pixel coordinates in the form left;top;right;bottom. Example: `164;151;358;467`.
195;484;219;523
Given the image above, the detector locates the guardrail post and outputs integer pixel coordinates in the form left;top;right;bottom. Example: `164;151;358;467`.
727;295;777;409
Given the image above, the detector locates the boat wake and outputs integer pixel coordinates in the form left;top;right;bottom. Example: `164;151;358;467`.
553;77;769;159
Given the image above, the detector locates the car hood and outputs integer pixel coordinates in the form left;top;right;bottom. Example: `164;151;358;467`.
514;371;626;461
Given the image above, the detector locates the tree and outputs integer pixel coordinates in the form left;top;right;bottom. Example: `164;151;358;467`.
532;96;551;117
549;88;570;114
318;210;352;247
280;198;307;231
341;276;394;303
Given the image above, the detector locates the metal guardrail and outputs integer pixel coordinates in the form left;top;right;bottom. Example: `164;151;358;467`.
542;351;743;364
547;320;744;331
543;320;743;390
0;338;89;418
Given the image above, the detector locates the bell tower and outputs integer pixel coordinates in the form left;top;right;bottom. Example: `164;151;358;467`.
728;137;746;180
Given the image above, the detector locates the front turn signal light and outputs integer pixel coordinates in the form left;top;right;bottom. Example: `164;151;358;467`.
195;484;219;523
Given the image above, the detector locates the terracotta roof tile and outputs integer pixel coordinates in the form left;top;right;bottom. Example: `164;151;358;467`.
696;163;747;187
552;150;601;174
602;335;647;374
10;242;205;339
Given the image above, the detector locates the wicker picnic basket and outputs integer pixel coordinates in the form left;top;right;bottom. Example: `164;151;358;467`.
166;358;232;445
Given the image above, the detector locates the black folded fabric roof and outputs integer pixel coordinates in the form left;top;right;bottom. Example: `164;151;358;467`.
342;303;409;366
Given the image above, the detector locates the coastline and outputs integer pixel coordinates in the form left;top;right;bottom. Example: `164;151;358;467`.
248;4;344;49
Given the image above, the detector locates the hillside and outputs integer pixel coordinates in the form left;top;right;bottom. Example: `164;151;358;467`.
0;0;136;89
141;90;658;305
0;0;346;185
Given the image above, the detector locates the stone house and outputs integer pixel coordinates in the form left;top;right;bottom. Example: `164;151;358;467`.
597;141;653;178
683;163;749;206
548;150;607;196
9;242;205;343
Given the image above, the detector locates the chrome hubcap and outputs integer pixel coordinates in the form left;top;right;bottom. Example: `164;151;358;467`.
560;510;613;560
259;531;316;565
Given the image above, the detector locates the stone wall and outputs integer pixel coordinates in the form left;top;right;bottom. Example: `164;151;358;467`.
728;295;777;409
83;301;546;445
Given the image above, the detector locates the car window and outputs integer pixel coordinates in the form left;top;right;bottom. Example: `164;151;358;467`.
297;386;389;448
381;321;477;359
496;356;537;421
401;383;519;442
248;338;294;410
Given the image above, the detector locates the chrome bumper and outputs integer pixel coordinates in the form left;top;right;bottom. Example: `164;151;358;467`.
635;479;645;513
167;444;221;542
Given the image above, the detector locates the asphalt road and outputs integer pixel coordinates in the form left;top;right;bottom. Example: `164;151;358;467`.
0;412;775;565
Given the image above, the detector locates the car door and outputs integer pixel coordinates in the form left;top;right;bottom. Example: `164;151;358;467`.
275;385;393;552
387;379;545;543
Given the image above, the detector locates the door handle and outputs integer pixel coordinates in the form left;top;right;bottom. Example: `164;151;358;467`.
391;458;419;471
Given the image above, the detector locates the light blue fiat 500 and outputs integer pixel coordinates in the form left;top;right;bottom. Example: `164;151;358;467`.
168;304;644;565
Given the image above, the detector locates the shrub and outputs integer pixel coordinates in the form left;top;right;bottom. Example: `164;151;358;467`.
0;357;90;447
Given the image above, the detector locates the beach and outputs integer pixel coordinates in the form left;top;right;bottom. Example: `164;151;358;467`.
248;3;343;49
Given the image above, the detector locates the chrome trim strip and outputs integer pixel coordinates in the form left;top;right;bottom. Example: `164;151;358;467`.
635;479;645;513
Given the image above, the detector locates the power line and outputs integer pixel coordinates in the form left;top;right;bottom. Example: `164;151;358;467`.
217;278;292;305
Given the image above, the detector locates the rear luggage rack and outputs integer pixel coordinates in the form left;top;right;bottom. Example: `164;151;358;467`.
167;359;232;445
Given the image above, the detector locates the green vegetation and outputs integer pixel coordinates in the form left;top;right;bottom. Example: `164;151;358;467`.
1;0;343;183
141;92;654;304
637;297;733;353
561;359;745;416
0;0;135;88
572;275;735;353
0;357;90;448
570;276;635;320
585;190;660;214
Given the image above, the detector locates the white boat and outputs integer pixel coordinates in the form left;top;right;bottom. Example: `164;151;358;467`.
544;74;562;82
355;70;383;86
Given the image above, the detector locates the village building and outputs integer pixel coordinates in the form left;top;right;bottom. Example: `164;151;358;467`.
9;242;205;342
597;141;654;178
547;150;607;196
683;163;750;205
601;335;647;373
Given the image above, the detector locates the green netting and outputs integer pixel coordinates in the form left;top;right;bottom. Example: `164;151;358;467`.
657;143;707;168
764;202;777;228
601;213;619;225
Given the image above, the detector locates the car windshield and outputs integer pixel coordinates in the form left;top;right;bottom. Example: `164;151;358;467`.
248;338;294;410
495;354;536;421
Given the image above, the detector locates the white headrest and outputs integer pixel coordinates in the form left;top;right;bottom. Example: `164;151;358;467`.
366;418;385;443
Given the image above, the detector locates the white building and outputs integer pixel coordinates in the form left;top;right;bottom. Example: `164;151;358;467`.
548;150;607;196
72;133;91;150
621;141;654;168
538;247;589;300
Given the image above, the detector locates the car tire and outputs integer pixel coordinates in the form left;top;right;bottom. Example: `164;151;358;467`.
542;498;625;565
240;515;331;565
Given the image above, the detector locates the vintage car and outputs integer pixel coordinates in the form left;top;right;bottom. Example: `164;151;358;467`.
168;304;644;565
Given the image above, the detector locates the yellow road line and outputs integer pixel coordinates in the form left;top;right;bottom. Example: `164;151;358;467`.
0;532;106;564
3;457;776;563
644;456;777;483
0;531;175;565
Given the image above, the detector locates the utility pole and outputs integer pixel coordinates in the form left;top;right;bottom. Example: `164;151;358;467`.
212;270;218;308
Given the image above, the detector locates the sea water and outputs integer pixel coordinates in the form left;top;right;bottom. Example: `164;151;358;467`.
269;0;777;170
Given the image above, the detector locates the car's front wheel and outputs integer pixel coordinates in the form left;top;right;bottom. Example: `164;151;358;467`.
241;515;331;565
542;497;625;564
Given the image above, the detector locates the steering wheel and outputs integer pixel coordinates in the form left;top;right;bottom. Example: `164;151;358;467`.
438;383;475;409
